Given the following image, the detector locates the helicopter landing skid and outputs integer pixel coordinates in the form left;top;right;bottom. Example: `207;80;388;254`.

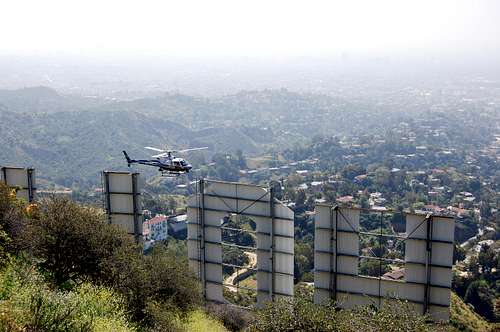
160;170;185;177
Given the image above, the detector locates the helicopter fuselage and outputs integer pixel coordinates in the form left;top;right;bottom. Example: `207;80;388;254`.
122;151;192;175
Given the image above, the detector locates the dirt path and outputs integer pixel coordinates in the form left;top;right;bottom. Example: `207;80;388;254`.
225;252;257;292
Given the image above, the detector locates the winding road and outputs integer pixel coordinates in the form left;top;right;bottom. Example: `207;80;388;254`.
225;252;257;292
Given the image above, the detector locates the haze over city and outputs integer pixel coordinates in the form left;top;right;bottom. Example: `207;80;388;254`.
1;0;500;96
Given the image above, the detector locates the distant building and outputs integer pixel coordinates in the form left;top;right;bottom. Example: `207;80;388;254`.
447;206;469;217
423;204;446;214
354;174;368;183
168;214;187;239
310;181;324;192
337;195;354;204
298;183;309;190
145;214;168;241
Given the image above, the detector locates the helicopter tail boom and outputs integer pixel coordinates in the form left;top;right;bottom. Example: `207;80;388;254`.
122;151;133;167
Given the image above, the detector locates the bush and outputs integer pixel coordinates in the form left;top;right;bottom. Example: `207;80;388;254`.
19;196;138;286
0;258;136;332
0;182;28;257
146;300;185;332
107;244;202;324
206;303;253;331
248;297;337;331
8;196;201;328
464;280;496;321
248;296;433;332
338;301;431;332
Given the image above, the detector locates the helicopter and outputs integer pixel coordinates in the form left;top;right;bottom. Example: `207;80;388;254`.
122;146;208;176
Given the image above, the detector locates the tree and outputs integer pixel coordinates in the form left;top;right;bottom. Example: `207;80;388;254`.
453;243;466;263
235;149;247;169
374;166;391;188
465;280;496;321
295;190;306;211
478;244;498;277
167;196;177;214
294;241;314;281
269;180;283;200
341;164;365;180
359;259;390;277
222;246;250;275
391;211;406;233
18;197;137;286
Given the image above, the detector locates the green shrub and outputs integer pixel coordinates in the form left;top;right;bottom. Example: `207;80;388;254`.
6;196;201;327
0;182;28;258
249;297;337;332
146;300;185;332
248;296;435;332
337;301;431;332
464;280;496;321
19;196;138;286
111;244;202;324
0;259;136;332
206;303;253;331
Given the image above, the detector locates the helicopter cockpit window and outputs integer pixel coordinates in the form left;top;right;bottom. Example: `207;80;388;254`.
181;160;187;166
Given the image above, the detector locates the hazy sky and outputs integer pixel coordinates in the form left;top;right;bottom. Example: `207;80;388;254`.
1;0;499;57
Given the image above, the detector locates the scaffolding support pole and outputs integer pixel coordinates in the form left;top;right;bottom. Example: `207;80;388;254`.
269;186;275;301
423;214;433;314
103;172;112;225
199;179;207;298
131;173;140;243
329;206;339;301
1;167;6;185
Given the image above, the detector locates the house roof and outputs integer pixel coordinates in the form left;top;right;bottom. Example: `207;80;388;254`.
383;268;405;280
148;215;167;225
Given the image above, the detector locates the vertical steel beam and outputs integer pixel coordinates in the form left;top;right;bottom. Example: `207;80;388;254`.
1;167;7;185
131;172;140;243
329;206;334;299
378;211;384;307
103;172;112;225
199;179;206;298
27;168;34;203
329;206;339;301
269;186;275;301
423;214;433;314
334;206;339;302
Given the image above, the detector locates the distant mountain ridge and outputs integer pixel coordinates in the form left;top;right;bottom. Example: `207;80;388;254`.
0;86;63;113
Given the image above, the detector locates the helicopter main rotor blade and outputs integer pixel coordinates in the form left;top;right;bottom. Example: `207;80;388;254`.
152;153;169;158
144;146;166;152
177;147;209;153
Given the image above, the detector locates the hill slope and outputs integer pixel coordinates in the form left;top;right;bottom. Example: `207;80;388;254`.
450;292;497;332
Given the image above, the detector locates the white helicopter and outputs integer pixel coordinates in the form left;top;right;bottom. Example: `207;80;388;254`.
123;146;208;176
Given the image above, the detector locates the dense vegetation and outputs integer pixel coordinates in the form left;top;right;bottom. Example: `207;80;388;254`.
0;182;205;331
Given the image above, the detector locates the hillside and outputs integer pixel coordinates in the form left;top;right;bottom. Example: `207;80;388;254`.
0;109;269;188
1;86;498;190
0;88;356;188
0;86;107;113
450;293;497;331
